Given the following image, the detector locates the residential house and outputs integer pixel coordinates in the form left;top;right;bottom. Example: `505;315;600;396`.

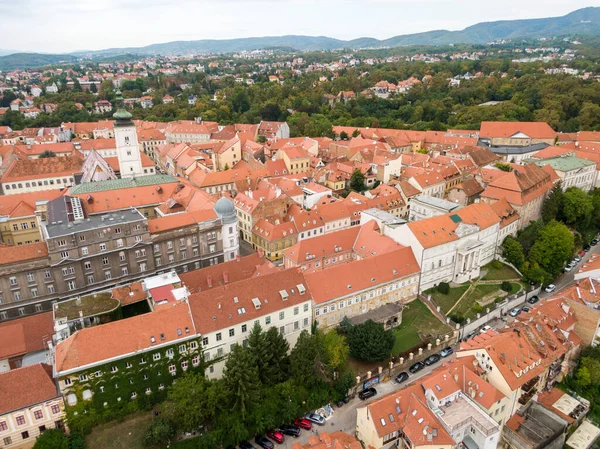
93;100;112;114
1;155;83;195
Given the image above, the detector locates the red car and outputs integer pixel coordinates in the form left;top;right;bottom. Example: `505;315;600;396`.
266;429;285;444
579;249;586;257
293;418;312;430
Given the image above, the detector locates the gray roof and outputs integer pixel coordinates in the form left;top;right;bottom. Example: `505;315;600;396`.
361;208;406;226
45;209;145;238
69;174;178;195
412;194;461;212
479;140;549;155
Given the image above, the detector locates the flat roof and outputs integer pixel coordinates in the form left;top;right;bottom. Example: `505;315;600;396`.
45;209;145;238
69;174;178;194
361;208;406;225
567;420;600;449
533;156;596;172
54;292;120;321
413;194;461;212
553;394;582;416
481;141;549;155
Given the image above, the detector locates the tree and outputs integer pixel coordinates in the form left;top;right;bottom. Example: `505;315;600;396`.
501;281;512;292
39;150;57;158
323;329;350;372
333;371;355;401
290;330;329;388
89;82;98;94
223;344;261;420
580;357;600;385
162;373;214;431
347;320;395;361
32;429;69;449
351;129;361;138
541;183;564;223
339;316;352;334
263;326;291;384
575;366;592;388
529;220;574;277
437;282;450;294
142;418;175;447
339;131;349;140
502;236;525;269
350;169;366;192
494;162;513;172
562;188;593;227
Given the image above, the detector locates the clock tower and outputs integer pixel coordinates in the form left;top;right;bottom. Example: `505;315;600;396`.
113;90;144;178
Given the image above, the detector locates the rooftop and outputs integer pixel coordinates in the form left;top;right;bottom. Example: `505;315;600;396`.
412;194;462;212
533;156;596;172
45;208;145;238
566;420;600;449
69;174;178;194
54;292;120;321
436;392;499;437
0;364;59;415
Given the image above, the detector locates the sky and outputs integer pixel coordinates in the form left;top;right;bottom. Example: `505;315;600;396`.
0;0;597;54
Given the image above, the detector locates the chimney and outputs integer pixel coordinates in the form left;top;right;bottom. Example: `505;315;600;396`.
207;276;213;288
223;272;229;284
257;248;264;258
236;254;241;262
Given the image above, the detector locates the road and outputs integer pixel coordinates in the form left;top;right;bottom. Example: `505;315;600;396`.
274;246;599;448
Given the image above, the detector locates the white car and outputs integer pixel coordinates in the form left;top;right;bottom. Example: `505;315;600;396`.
564;265;573;273
480;325;492;333
545;284;556;293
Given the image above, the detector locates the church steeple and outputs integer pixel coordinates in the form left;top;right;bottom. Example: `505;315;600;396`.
113;89;143;178
113;89;133;124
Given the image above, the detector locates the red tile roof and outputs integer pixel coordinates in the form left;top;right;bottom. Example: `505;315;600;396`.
0;241;48;265
0;312;53;360
480;121;556;140
0;364;59;415
1;154;84;182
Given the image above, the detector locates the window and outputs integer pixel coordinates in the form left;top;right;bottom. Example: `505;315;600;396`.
169;364;176;375
104;271;111;280
79;235;85;241
280;326;285;335
114;227;121;234
67;280;76;291
64;378;72;386
294;306;299;315
166;348;174;358
34;410;43;420
0;421;7;431
216;333;222;341
303;317;309;327
153;353;160;361
99;243;106;251
16;416;26;426
18;306;24;315
190;341;198;350
179;344;186;353
21;431;29;440
154;244;160;253
57;240;66;247
209;244;216;253
44;269;51;279
35;304;43;312
31;288;38;297
51;404;60;414
121;267;128;276
217;348;223;357
110;366;118;373
182;360;188;370
117;239;123;248
84;261;92;270
229;328;235;337
241;324;247;333
202;337;208;346
9;276;17;286
102;256;109;265
135;235;142;243
87;275;94;285
167;241;173;249
279;311;285;320
265;316;271;325
26;272;35;282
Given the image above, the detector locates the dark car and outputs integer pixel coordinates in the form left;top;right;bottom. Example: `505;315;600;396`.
359;387;377;400
409;361;425;373
266;430;285;444
395;372;409;384
439;347;454;358
584;245;591;252
293;418;312;430
464;330;477;341
279;424;301;437
527;295;539;304
522;306;530;313
239;442;256;449
424;354;441;366
255;436;274;449
592;239;599;246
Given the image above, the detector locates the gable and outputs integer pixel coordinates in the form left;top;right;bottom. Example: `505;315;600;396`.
510;132;531;139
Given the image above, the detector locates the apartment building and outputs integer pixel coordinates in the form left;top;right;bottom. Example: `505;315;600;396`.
1;156;83;195
408;194;461;222
304;247;419;329
188;269;312;378
0;364;65;449
0;195;238;321
532;156;597;192
479;121;556;147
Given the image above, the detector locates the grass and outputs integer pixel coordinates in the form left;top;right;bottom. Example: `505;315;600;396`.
392;299;451;355
86;412;153;449
425;285;470;315
451;282;524;320
54;292;120;320
481;262;520;281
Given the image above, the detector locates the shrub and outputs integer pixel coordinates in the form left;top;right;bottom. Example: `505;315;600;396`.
490;260;502;270
448;313;466;325
437;282;450;295
69;432;86;449
501;281;512;292
33;430;69;449
143;418;175;447
472;304;484;315
347;320;395;362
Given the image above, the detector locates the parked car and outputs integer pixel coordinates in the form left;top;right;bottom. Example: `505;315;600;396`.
409;361;425;374
480;325;492;333
592;239;598;246
522;306;530;313
579;250;586;257
293;418;312;430
509;308;521;317
359;387;377;400
395;372;409;384
574;255;582;263
279;424;301;437
255;436;274;449
239;442;256;449
304;413;326;426
584;245;591;252
439;347;454;358
266;430;285;444
545;284;556;293
564;264;573;273
464;330;477;341
527;295;539;304
424;354;441;366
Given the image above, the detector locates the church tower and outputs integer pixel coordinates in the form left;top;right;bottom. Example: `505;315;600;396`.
113;90;143;178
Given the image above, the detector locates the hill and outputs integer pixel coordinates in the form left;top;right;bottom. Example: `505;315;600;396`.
0;53;78;71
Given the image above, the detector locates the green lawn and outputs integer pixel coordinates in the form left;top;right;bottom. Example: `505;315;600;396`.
392;299;451;355
481;262;521;281
451;282;523;320
86;412;154;449
425;285;470;314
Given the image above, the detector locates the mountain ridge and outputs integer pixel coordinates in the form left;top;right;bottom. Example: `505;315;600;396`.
1;7;598;70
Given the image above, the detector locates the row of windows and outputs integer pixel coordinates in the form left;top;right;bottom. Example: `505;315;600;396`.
10;221;37;231
4;177;74;190
0;404;61;433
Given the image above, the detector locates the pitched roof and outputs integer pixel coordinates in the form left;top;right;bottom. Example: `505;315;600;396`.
0;364;58;415
490;198;520;229
481;163;553;206
0;312;53;360
480;121;556;140
1;154;84;182
0;241;48;265
55;303;195;373
304;247;419;304
0;189;64;218
407;202;500;248
189;268;310;335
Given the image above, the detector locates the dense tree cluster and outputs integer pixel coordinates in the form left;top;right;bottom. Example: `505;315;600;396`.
502;186;600;285
158;324;353;448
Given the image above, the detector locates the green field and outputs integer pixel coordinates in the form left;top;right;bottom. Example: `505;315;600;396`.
425;284;470;315
392;299;451;354
86;412;154;449
481;262;520;281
